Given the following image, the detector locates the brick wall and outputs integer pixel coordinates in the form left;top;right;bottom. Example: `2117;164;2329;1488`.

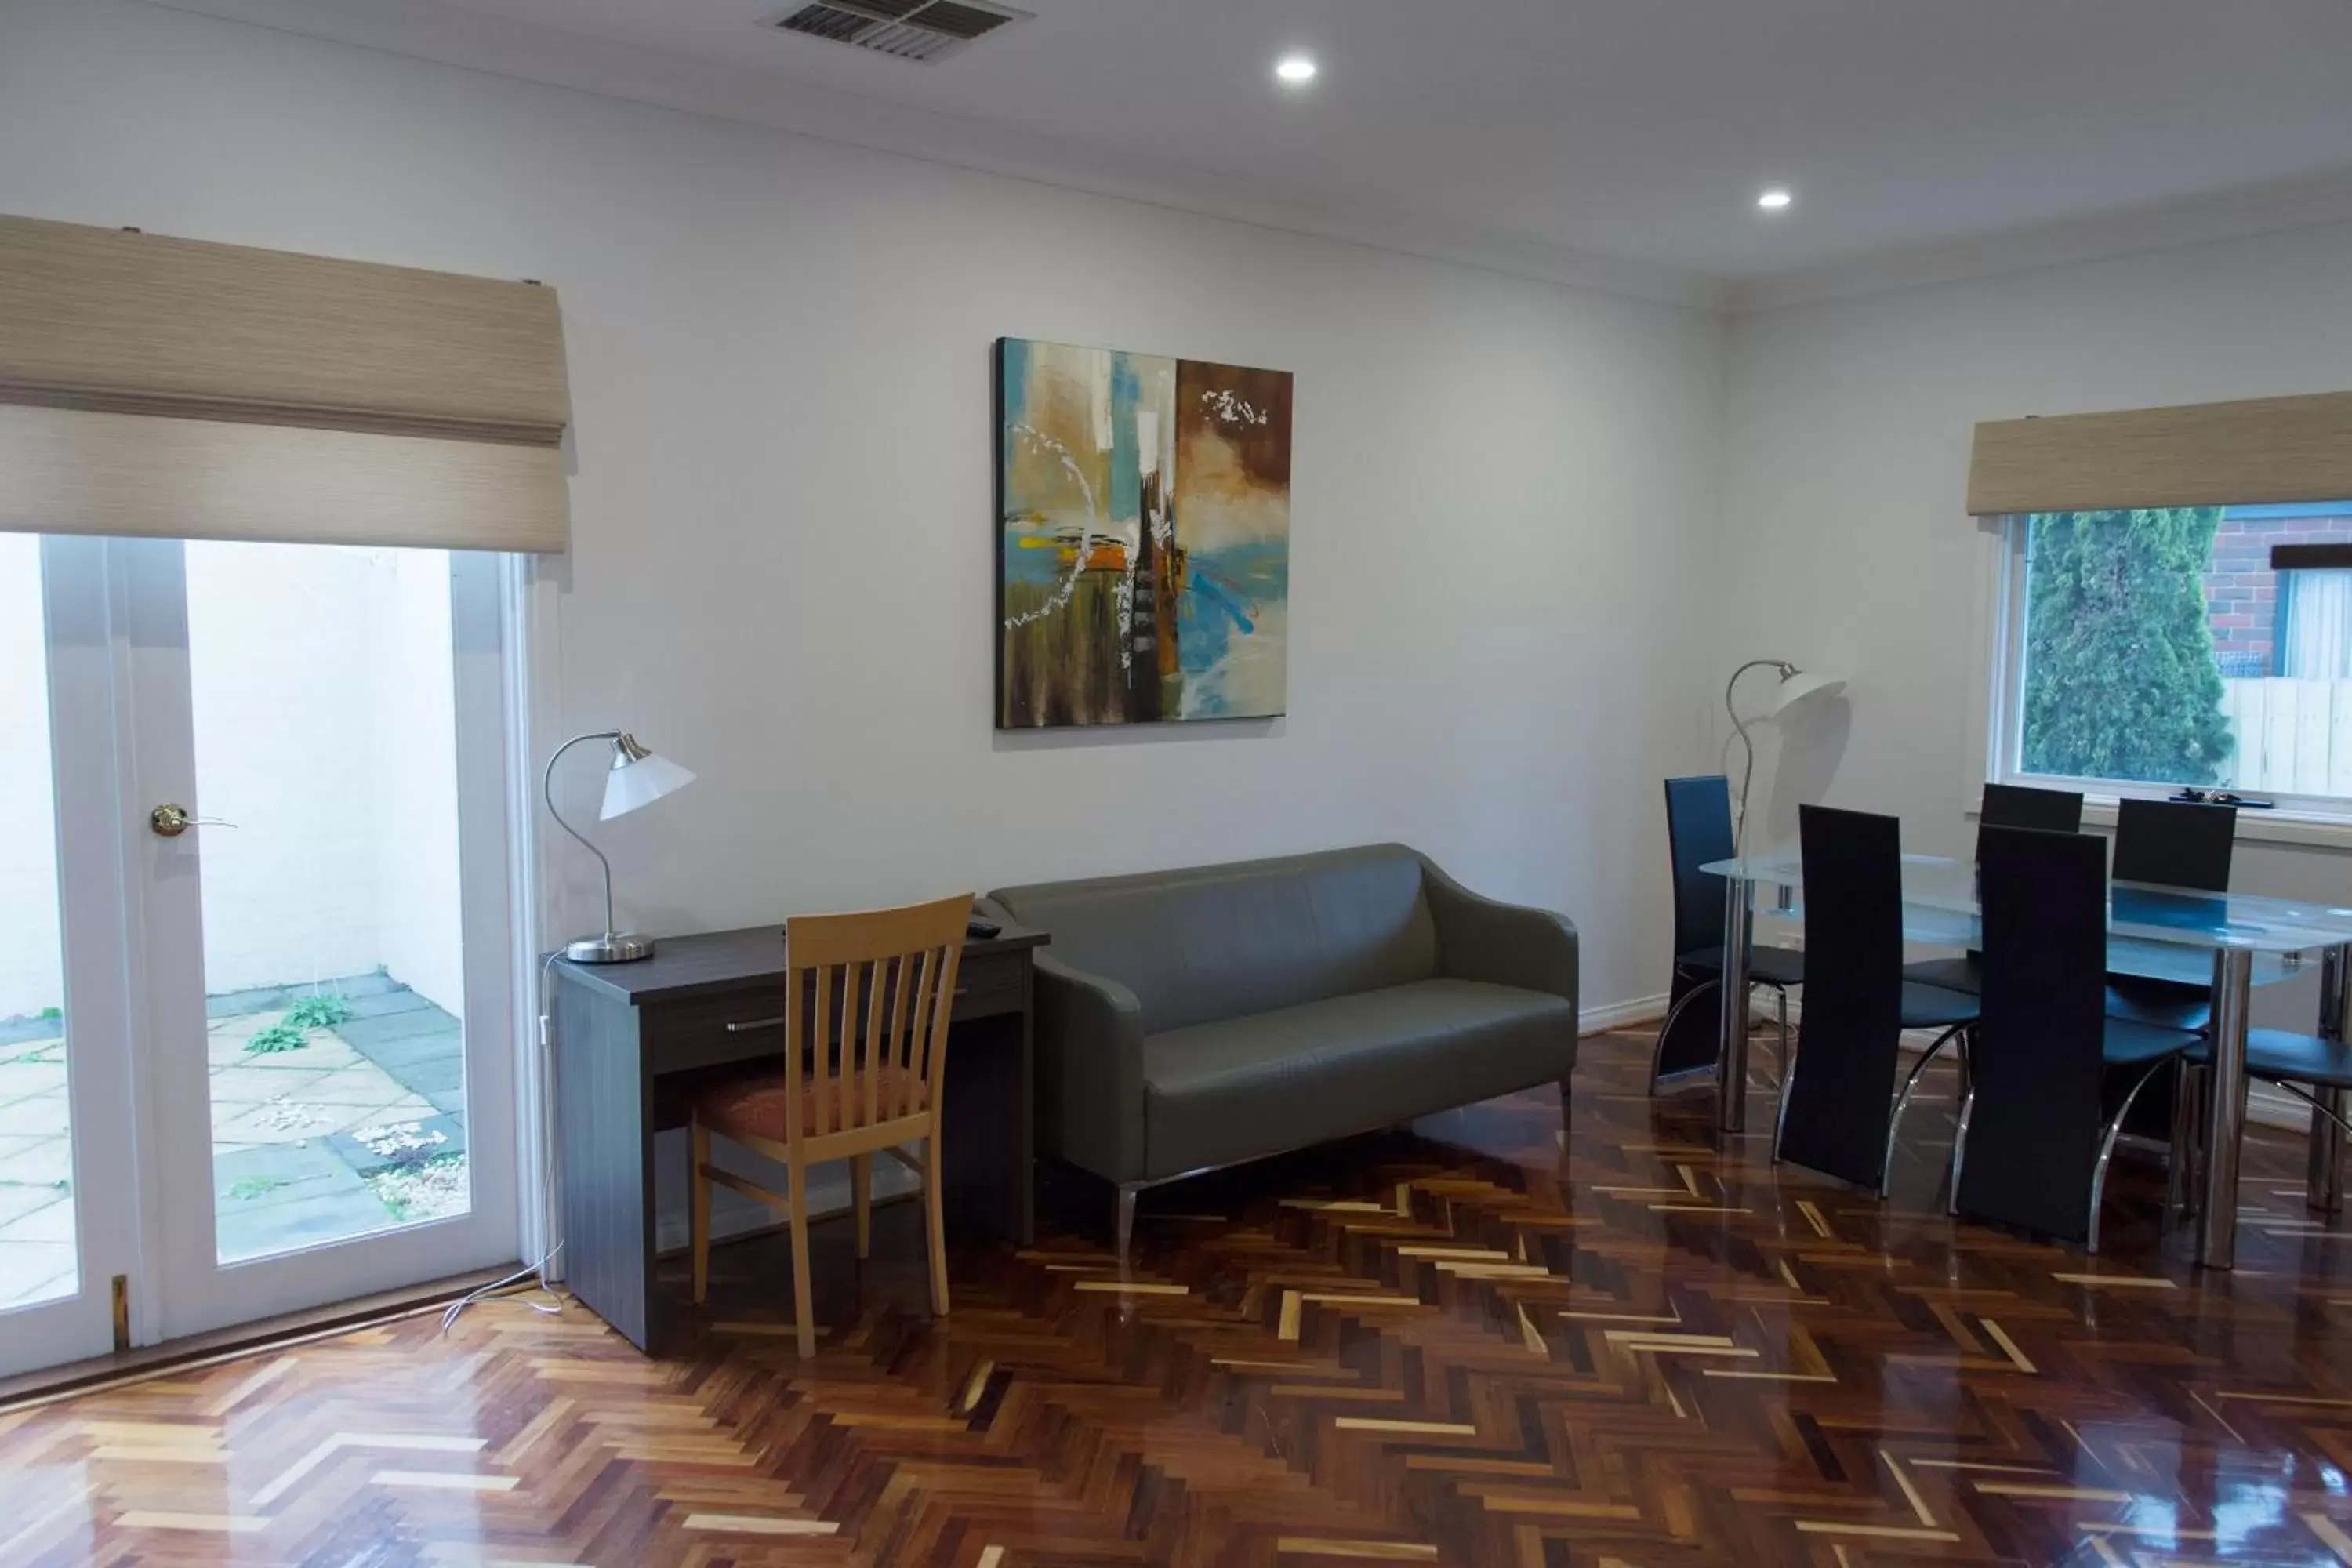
2206;512;2352;676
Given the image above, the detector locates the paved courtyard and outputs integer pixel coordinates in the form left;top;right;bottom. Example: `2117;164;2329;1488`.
0;972;467;1311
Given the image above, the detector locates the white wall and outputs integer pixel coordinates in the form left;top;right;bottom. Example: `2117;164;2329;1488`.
1720;220;2352;1029
0;0;1726;1024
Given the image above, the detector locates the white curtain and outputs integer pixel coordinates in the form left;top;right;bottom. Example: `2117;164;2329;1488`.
2285;569;2352;679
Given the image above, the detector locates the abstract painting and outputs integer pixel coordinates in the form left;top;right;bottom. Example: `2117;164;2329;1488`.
996;338;1290;728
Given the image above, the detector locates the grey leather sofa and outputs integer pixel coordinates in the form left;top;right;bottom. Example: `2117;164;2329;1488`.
988;844;1578;1262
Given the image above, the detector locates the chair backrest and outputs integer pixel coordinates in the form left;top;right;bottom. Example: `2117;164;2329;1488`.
1977;782;2084;850
1778;804;1907;1189
782;893;971;1142
2111;797;2235;891
1958;826;2110;1243
1663;776;1736;960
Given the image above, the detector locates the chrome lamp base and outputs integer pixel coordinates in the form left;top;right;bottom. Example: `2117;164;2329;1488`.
564;931;655;964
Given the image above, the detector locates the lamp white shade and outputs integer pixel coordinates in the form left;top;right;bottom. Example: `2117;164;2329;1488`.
1767;670;1844;721
600;747;696;821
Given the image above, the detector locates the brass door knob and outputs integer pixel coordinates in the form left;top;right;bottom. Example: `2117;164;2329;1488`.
149;804;234;837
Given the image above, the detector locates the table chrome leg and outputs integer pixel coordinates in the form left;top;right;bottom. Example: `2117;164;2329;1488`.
1715;877;1753;1135
2311;945;2351;1216
2198;948;2254;1269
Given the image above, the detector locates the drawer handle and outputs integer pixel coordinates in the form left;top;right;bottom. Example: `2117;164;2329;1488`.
724;1016;785;1034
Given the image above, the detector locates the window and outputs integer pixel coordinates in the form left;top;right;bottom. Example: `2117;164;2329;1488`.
1994;502;2352;811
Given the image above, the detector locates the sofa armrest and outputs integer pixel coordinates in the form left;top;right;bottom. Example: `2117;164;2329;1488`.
1029;949;1150;1185
1422;860;1580;1012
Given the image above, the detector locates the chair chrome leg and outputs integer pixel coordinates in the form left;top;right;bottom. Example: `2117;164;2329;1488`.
2167;1061;2207;1222
1115;1185;1139;1272
1947;1087;1976;1217
2307;1085;2348;1217
1880;1025;1965;1201
1771;1023;1800;1166
1774;987;1791;1094
1648;975;1721;1091
2088;1059;2171;1255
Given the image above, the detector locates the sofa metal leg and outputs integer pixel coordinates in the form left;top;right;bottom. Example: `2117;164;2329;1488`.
1557;1076;1573;1145
1115;1185;1139;1272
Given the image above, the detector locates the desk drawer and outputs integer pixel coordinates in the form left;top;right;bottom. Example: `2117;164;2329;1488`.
644;991;789;1076
952;949;1027;1020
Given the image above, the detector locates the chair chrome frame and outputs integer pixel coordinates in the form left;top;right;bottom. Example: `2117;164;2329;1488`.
1877;1025;1972;1200
1650;970;1790;1102
1949;1054;2174;1254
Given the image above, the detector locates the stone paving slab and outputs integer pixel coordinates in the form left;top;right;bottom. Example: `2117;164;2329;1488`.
0;1136;71;1188
0;1240;74;1308
0;978;470;1301
328;1111;465;1178
0;1093;65;1138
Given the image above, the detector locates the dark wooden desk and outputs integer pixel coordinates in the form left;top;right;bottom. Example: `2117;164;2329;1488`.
550;920;1044;1355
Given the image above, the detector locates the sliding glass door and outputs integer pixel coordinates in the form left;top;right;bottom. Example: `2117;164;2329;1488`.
0;536;521;1376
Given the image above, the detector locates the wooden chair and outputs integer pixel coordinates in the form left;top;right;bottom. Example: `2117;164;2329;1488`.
688;893;971;1356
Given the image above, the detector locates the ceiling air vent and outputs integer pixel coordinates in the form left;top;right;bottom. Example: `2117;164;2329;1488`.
771;0;1029;63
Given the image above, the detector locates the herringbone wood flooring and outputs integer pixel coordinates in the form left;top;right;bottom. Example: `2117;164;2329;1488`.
7;1029;2352;1566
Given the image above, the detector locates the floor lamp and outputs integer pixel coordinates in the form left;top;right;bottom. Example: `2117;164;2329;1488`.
1724;661;1844;853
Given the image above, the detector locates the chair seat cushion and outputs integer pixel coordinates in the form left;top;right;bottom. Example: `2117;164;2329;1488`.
1901;955;1981;995
2185;1027;2352;1087
694;1064;927;1144
1899;982;1980;1029
2105;978;2211;1033
2103;1017;2201;1067
1679;945;1806;988
1139;979;1574;1180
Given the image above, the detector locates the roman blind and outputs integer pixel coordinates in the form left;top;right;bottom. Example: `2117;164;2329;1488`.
0;215;571;552
1968;390;2352;516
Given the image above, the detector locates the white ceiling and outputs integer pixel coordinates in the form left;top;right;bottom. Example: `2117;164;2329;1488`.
156;0;2352;306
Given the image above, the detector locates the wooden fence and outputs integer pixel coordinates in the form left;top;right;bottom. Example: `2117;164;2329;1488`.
2221;677;2352;796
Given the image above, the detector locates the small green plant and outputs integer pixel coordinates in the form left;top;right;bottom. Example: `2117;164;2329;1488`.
282;993;352;1029
38;1006;61;1022
245;1022;310;1055
227;1175;287;1201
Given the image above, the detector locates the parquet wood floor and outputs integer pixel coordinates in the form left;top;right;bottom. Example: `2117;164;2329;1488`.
7;1029;2352;1566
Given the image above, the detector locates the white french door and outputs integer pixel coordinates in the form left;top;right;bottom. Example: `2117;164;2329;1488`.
0;535;521;1377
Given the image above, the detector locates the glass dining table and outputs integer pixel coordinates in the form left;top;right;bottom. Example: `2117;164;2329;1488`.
1700;852;2352;1269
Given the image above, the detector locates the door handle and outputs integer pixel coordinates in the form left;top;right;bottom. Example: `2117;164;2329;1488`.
149;804;237;838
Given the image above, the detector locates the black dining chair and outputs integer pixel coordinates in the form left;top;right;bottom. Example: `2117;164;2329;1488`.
2107;798;2237;1030
2168;1029;2352;1221
1950;826;2201;1250
1650;775;1805;1094
1902;783;2085;994
1774;805;1977;1193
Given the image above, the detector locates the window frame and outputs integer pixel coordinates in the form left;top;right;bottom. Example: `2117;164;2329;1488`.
1985;513;2352;823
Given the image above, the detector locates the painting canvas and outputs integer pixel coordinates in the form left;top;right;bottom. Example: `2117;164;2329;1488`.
996;338;1291;728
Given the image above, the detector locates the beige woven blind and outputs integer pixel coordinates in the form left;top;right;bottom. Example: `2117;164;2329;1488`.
1969;391;2352;515
0;215;571;550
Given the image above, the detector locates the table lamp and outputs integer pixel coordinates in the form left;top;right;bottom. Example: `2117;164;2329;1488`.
1724;660;1845;852
543;730;697;963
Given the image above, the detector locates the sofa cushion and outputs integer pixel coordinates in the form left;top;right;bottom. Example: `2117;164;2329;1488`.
1139;978;1574;1178
992;845;1440;1033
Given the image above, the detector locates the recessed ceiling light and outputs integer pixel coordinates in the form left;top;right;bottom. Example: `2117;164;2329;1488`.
1275;53;1318;85
1757;187;1795;212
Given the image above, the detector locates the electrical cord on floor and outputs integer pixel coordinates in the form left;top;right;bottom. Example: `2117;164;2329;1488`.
439;951;568;1334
